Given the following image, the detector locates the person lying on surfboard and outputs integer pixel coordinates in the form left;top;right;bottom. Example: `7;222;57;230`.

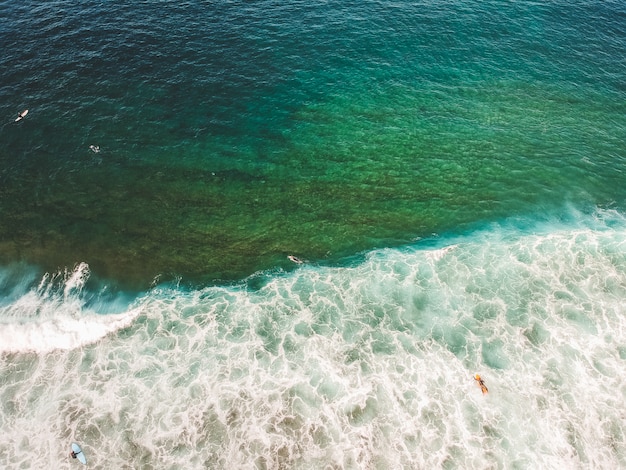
474;374;488;394
70;442;87;464
15;109;28;122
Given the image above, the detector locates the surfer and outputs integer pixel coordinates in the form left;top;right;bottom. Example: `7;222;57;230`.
70;443;86;464
474;374;488;394
15;109;28;122
89;145;100;153
288;255;303;264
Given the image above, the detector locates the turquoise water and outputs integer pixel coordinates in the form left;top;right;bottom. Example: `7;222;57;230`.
1;1;626;468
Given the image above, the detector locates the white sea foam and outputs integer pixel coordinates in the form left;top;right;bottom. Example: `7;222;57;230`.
1;215;626;468
0;307;141;354
0;263;140;354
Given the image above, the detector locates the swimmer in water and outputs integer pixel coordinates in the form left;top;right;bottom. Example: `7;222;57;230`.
474;374;488;394
89;145;100;153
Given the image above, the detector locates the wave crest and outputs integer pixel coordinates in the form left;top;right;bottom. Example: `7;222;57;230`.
0;263;140;354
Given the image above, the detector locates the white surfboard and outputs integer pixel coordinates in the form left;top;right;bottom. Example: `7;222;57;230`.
288;255;303;264
15;109;28;122
71;442;87;465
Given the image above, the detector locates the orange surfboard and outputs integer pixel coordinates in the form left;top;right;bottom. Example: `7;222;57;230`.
474;374;488;394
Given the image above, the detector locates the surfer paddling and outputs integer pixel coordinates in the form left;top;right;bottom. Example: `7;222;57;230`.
15;109;28;122
474;374;488;394
288;255;303;264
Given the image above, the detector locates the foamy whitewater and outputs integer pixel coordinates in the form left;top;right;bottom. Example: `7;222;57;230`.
1;210;625;469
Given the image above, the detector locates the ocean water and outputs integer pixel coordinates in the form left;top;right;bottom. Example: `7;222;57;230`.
1;0;626;468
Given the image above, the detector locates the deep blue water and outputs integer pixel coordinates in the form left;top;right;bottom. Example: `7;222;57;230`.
1;0;625;285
